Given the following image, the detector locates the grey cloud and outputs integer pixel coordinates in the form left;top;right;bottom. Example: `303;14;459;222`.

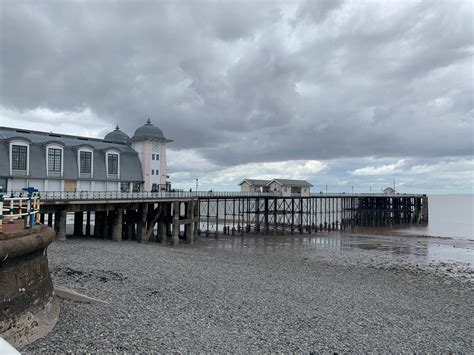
294;0;345;24
0;0;472;168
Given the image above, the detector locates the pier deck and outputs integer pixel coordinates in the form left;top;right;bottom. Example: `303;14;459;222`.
6;191;429;245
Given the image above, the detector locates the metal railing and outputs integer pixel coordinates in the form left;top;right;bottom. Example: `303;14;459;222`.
0;193;41;232
5;190;425;202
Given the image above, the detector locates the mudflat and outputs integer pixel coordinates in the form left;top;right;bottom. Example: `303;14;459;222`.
25;234;473;352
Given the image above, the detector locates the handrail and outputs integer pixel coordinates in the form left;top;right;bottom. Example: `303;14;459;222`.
0;193;41;232
5;190;426;202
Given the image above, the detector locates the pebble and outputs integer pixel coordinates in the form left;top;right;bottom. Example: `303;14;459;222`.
23;236;474;353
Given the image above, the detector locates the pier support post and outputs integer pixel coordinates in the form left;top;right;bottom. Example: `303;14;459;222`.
112;209;123;242
158;220;166;244
85;211;91;236
418;196;429;224
73;212;83;236
94;211;105;238
100;211;108;239
136;204;148;243
172;202;180;246
194;201;199;240
186;201;194;245
55;209;67;240
47;213;53;227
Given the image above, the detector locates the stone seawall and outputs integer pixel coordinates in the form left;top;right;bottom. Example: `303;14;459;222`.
0;225;59;348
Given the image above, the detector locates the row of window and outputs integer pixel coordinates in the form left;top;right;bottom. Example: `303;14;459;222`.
151;169;159;175
151;154;160;160
11;144;118;176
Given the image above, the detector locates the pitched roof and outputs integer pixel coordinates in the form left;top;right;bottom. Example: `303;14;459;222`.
239;179;271;187
269;179;313;187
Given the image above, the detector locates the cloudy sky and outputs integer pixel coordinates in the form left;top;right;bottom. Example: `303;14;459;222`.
1;0;472;194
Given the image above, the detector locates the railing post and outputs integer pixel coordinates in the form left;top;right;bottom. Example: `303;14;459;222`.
0;192;3;233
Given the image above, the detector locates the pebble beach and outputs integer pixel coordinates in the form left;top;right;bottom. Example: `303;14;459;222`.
25;233;473;353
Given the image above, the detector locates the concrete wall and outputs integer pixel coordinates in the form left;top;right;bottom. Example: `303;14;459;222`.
0;226;58;348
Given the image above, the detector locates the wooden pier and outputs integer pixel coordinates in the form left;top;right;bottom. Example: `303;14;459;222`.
7;191;428;245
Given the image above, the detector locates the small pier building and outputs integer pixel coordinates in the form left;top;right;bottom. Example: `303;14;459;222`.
240;178;313;196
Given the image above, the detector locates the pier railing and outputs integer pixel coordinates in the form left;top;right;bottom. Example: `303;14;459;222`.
0;194;41;232
6;190;426;201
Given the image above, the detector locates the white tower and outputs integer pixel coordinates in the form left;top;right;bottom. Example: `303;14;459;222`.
131;119;172;192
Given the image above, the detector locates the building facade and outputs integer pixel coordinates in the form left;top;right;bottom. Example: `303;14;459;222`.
0;120;171;193
239;178;313;196
239;179;271;193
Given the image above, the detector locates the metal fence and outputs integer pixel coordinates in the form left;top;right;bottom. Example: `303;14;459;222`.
0;193;41;232
5;190;425;201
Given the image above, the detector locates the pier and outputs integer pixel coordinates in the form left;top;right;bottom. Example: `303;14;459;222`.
4;191;428;244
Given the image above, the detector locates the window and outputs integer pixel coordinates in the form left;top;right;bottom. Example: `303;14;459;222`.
12;145;27;171
151;169;154;175
152;154;155;160
80;151;92;174
120;182;129;192
48;148;62;172
107;153;119;175
155;154;159;160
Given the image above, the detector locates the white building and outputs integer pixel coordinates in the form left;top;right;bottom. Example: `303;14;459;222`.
239;178;313;196
131;119;173;192
0;120;172;193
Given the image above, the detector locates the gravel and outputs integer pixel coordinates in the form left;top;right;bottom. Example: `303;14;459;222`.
24;234;473;353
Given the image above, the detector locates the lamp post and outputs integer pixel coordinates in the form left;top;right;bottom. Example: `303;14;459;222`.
195;178;199;192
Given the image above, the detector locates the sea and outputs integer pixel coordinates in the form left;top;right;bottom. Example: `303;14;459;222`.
391;195;473;241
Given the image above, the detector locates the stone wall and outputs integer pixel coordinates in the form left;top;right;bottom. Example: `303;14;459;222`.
0;225;59;348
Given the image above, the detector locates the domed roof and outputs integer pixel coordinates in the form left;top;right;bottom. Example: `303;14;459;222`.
132;119;171;142
104;125;131;145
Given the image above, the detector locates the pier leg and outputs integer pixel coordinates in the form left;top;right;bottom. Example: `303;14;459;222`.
172;202;180;246
55;210;67;240
112;208;123;242
194;202;199;240
99;211;108;239
186;201;195;245
73;212;83;236
85;211;91;236
158;220;166;244
47;213;53;227
93;211;100;237
136;204;148;243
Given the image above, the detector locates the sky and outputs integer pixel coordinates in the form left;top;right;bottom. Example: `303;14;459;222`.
0;0;472;194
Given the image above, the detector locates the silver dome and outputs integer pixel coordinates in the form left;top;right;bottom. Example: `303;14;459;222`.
132;119;170;142
104;125;131;145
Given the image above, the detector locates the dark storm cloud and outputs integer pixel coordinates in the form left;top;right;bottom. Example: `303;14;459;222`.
1;0;472;166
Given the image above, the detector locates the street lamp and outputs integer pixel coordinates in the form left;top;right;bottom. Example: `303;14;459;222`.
195;178;198;191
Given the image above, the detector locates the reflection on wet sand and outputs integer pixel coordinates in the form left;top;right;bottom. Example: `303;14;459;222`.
202;231;473;264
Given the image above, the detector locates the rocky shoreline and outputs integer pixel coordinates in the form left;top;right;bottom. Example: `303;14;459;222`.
25;233;473;352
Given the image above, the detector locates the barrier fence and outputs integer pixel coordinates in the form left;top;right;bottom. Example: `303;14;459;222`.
0;193;41;233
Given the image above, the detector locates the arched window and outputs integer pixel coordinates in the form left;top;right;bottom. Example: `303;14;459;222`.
77;147;94;178
46;143;64;177
106;150;120;179
9;139;30;176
